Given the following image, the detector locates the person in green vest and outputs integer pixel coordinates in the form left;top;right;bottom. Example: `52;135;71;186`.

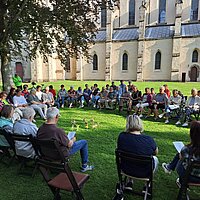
13;73;22;90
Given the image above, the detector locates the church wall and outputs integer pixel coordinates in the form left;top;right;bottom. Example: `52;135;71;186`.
82;43;106;80
120;0;129;27
111;41;138;81
166;0;176;24
182;0;192;22
180;37;200;81
143;39;173;81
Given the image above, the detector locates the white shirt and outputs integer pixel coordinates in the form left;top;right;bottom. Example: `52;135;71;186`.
13;95;28;107
36;91;43;101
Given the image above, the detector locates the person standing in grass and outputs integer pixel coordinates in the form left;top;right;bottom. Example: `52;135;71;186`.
162;121;200;185
37;107;94;172
12;73;22;90
117;115;158;191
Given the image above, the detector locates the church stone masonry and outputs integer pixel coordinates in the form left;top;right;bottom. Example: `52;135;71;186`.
68;0;200;82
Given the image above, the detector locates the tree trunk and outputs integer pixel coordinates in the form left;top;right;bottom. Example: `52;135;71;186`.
1;52;13;92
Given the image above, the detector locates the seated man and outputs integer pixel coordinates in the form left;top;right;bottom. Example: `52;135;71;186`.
160;89;182;124
105;87;116;109
37;107;94;172
83;84;92;106
147;86;168;120
67;86;76;108
117;115;158;189
13;107;38;158
130;86;142;107
181;88;200;127
91;84;100;108
42;86;59;108
98;87;108;109
119;86;132;113
76;87;85;108
28;89;47;120
57;84;67;108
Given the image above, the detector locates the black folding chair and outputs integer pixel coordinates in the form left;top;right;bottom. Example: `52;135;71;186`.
34;138;90;200
115;149;154;200
0;128;16;165
177;158;200;200
11;134;38;176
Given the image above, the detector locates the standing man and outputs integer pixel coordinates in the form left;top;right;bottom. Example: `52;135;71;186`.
13;73;22;90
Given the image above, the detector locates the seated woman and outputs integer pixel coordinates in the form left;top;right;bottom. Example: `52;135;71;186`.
117;115;158;189
0;105;14;148
162;121;200;185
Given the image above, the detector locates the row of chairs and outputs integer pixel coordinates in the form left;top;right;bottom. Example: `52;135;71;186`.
115;149;200;200
0;129;89;200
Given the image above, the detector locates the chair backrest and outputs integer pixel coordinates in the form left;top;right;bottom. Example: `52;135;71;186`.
182;157;200;184
34;138;80;191
0;128;16;153
11;134;37;156
33;138;66;162
115;149;153;179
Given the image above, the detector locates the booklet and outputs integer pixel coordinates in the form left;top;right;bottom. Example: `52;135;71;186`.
173;141;185;153
68;132;76;140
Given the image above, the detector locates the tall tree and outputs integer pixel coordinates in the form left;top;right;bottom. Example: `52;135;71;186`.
0;0;118;91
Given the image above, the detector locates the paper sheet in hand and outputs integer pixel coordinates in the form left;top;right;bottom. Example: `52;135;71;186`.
173;141;184;153
68;132;76;140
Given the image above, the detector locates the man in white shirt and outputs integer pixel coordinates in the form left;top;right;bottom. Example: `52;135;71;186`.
36;85;43;101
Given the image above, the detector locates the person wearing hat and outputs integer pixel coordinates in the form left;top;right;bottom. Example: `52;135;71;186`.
37;107;94;172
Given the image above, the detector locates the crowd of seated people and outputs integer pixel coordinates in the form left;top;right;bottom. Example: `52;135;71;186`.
0;81;199;127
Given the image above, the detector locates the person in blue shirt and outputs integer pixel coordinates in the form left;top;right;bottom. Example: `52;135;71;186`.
117;115;158;190
0;105;14;147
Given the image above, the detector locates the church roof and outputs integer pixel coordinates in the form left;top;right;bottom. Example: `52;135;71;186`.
182;23;200;37
145;26;174;39
112;28;139;41
94;23;200;42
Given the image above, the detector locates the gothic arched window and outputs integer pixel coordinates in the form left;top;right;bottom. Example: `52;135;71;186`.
129;0;135;25
155;51;161;70
101;4;107;28
122;53;128;70
191;0;199;20
93;54;98;70
192;50;198;62
158;0;166;23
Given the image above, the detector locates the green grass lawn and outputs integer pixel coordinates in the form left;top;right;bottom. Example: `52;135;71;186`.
0;81;200;200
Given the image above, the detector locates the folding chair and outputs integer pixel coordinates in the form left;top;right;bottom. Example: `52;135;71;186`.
177;158;200;200
34;138;90;200
11;134;38;176
0;128;16;165
115;149;154;200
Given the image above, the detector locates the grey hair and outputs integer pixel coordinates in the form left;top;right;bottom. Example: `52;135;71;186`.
126;115;144;132
22;107;35;120
46;107;60;120
30;89;36;94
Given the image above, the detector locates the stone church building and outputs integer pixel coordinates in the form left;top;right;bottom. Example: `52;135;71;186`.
9;0;200;82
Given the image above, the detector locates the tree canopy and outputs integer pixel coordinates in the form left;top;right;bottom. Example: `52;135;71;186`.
0;0;118;90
